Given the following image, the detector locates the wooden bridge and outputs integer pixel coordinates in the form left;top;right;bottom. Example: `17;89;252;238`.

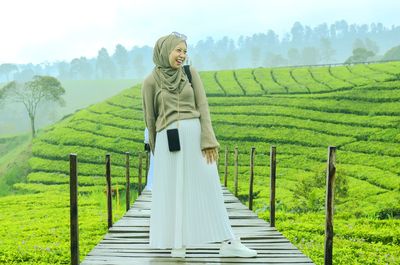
80;187;315;264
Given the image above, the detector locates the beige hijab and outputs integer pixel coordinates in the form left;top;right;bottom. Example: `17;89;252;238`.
152;34;188;93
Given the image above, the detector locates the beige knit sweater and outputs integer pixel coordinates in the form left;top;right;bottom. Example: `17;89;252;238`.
141;66;219;154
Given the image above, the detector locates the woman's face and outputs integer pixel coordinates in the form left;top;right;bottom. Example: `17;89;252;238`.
168;41;187;69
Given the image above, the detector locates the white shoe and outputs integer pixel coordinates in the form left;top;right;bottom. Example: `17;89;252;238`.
219;237;257;257
171;247;186;258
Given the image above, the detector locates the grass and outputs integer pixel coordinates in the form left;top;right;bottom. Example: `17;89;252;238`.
1;61;400;264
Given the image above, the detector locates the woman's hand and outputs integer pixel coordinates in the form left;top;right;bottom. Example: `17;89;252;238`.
202;147;219;164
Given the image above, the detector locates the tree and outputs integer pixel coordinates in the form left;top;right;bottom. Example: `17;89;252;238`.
96;48;116;79
302;46;320;65
113;44;129;78
291;22;304;44
57;61;71;80
320;38;336;62
383;45;400;61
345;48;375;63
364;38;379;54
287;48;301;65
0;76;65;138
0;64;18;82
69;57;93;79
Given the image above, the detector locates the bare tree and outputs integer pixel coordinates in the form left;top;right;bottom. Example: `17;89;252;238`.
1;76;65;138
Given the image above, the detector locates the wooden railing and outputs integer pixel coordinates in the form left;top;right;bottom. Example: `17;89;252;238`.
69;145;336;265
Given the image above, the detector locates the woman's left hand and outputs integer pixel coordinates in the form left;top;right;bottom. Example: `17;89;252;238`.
202;147;219;164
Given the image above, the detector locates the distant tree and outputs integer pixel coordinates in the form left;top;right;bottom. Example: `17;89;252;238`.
0;64;18;81
287;48;301;65
382;45;400;61
132;53;145;78
220;39;237;69
345;48;375;63
14;68;35;82
320;38;336;62
364;38;379;54
0;76;65;138
353;38;366;50
70;58;81;79
57;61;71;80
335;20;349;36
78;57;93;79
291;22;304;43
302;47;320;65
251;46;261;67
69;57;93;79
314;23;329;41
96;48;116;79
113;44;129;78
264;53;287;67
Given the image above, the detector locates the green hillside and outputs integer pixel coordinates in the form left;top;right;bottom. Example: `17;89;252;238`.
1;61;400;264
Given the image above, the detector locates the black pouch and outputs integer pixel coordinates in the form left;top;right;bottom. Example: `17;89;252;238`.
167;128;181;152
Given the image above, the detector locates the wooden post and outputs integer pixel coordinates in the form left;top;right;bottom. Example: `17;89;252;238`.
69;154;79;265
145;150;149;187
125;152;130;212
249;147;255;210
105;154;113;229
324;146;336;265
138;152;143;196
234;146;238;197
270;146;276;227
224;146;228;187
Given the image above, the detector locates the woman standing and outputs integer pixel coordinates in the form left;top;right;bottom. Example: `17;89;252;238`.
142;32;257;258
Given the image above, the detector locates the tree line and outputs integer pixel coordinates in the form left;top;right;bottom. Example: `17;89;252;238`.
1;20;400;82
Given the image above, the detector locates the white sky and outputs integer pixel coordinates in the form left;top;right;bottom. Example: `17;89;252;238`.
0;0;399;64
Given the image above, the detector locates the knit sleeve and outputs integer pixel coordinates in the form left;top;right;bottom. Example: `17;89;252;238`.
141;77;157;154
190;66;220;150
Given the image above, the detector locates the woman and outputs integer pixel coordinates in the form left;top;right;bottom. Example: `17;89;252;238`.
141;32;257;258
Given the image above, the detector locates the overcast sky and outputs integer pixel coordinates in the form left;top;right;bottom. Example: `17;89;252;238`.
1;0;399;64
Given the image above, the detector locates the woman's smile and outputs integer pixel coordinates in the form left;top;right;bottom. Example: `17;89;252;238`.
169;41;187;69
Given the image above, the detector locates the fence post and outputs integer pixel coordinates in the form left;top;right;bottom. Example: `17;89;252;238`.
224;146;228;187
125;152;130;212
270;146;276;227
105;154;113;229
69;154;79;265
249;147;255;210
145;150;149;187
324;146;336;265
138;152;143;195
234;146;238;197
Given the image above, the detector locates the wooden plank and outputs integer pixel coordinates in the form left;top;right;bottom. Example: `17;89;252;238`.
81;255;314;264
80;188;315;265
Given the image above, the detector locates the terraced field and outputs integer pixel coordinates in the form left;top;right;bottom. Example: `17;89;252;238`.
1;61;400;264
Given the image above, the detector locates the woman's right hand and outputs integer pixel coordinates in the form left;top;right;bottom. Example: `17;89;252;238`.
202;148;219;164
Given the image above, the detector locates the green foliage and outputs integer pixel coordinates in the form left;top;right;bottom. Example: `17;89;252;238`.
345;48;375;64
383;45;400;61
292;167;348;212
2;61;400;264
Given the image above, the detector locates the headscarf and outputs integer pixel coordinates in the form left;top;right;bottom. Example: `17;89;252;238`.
151;34;188;94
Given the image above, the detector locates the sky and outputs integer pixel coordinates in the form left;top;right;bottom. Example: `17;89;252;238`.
1;0;399;64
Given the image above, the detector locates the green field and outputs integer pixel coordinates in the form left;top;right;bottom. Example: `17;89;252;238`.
0;79;138;135
1;62;400;264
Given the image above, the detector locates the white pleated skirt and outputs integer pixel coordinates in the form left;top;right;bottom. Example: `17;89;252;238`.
149;118;235;249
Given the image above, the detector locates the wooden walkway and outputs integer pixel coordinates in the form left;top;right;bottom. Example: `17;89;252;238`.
81;187;315;264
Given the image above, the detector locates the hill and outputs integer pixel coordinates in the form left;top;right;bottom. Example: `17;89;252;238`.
1;61;400;264
0;79;138;135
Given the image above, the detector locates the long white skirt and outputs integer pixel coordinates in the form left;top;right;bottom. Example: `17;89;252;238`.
149;118;235;249
144;152;154;191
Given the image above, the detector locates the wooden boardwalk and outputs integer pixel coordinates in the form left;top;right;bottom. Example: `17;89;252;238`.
81;187;315;265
